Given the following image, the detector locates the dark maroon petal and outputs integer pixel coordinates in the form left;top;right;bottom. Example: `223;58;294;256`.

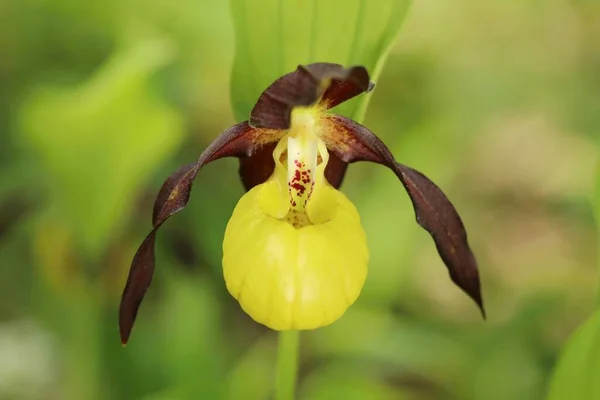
249;63;373;130
392;164;484;315
151;123;280;227
321;114;485;317
118;230;157;345
119;121;283;344
152;162;196;225
238;142;277;191
321;66;375;110
324;152;349;189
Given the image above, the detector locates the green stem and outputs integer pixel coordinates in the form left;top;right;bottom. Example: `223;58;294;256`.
275;330;300;400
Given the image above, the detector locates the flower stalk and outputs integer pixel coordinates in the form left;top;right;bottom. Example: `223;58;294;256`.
275;330;300;400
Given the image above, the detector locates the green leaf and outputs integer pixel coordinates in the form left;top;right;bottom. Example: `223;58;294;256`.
547;142;600;400
18;40;184;257
546;311;600;400
230;0;411;123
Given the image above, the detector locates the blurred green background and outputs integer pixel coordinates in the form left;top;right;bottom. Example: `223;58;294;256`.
1;0;599;399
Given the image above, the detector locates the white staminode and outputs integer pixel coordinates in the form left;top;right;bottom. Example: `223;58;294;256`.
287;109;319;186
287;135;318;185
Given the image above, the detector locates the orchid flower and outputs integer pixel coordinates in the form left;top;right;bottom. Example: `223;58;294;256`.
119;63;484;344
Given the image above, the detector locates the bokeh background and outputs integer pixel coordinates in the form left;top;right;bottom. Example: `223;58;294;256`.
1;0;599;399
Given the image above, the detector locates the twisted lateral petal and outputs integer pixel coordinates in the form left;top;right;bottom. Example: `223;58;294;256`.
321;114;485;317
119;122;283;344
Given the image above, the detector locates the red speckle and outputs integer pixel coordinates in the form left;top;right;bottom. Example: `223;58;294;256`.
291;182;306;195
291;169;301;184
288;158;315;204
